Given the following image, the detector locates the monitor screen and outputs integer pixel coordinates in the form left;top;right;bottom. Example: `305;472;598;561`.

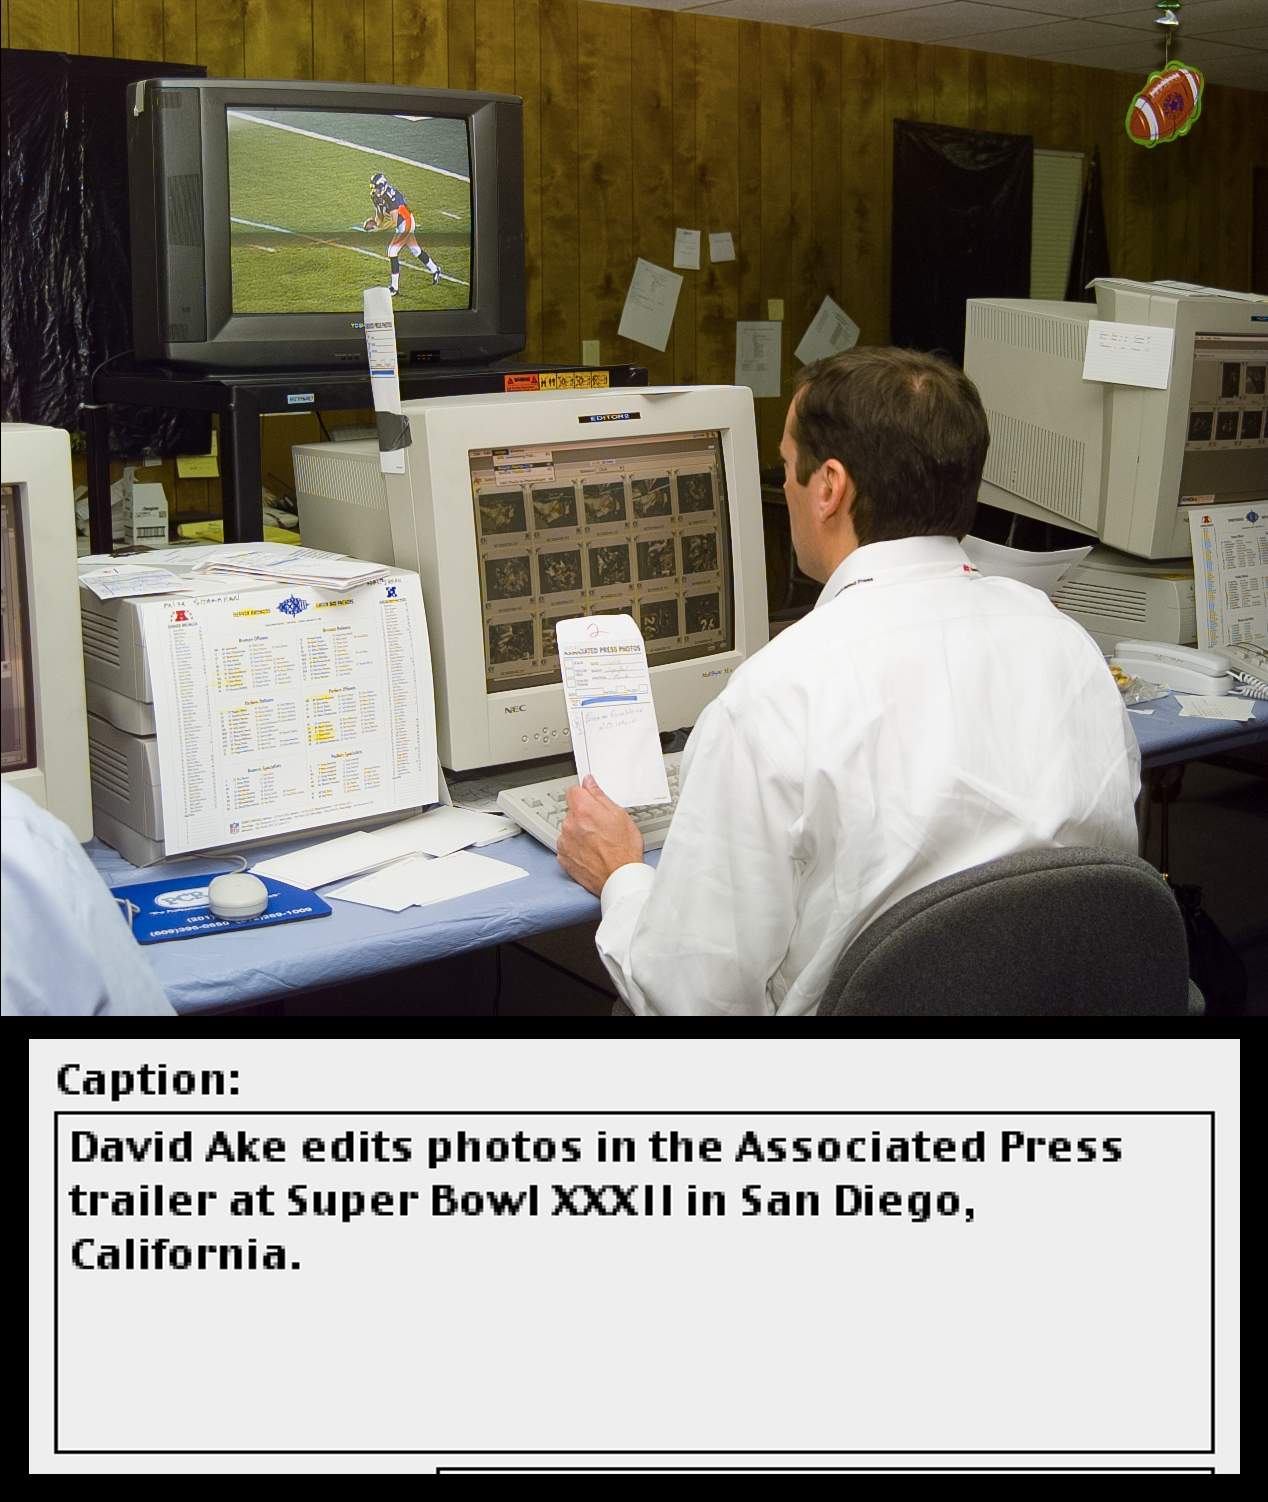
1;484;37;773
226;108;472;315
470;430;735;692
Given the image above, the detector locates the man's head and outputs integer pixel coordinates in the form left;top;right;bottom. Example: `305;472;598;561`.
779;347;990;583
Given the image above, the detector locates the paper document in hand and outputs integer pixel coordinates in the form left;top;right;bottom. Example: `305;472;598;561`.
795;296;860;365
328;850;529;912
79;566;190;600
617;259;683;352
141;572;437;855
1082;321;1175;389
556;614;670;808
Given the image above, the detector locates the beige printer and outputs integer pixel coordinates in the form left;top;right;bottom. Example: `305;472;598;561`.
1050;546;1197;653
79;578;277;865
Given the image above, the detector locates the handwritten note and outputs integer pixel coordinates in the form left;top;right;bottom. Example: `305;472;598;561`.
556;614;670;808
1082;320;1175;389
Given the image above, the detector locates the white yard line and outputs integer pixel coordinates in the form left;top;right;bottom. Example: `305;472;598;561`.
230;217;470;286
228;110;471;182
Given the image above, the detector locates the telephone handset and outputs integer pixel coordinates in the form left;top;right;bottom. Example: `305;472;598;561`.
1110;640;1234;696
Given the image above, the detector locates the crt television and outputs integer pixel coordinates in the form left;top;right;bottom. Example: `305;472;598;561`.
965;280;1268;559
293;386;770;771
1;425;93;838
127;78;525;369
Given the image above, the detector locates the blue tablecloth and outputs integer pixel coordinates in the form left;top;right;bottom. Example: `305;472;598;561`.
86;691;1262;1014
1128;689;1265;768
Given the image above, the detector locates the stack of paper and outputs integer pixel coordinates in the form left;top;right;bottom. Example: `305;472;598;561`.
79;564;191;600
250;806;517;889
194;546;390;590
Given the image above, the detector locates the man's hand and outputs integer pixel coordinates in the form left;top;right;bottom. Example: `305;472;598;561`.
556;775;644;895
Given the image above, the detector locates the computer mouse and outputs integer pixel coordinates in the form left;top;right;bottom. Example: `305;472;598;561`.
207;872;269;921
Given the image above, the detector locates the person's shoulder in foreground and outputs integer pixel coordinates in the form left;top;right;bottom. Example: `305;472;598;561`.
1;781;175;1017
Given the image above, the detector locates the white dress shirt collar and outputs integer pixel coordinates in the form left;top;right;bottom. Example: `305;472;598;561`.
816;534;972;608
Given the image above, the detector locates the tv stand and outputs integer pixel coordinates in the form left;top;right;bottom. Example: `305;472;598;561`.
83;358;649;553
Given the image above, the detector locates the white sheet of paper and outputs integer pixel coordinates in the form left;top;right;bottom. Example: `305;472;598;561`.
794;295;860;364
617;259;683;352
369;805;516;859
1175;695;1256;721
709;231;735;263
735;321;782;399
250;831;390;889
141;573;437;855
79;566;190;600
1187;503;1268;656
556;615;670;808
673;229;701;270
328;850;529;912
1082;321;1175;389
960;534;1093;594
364;285;405;474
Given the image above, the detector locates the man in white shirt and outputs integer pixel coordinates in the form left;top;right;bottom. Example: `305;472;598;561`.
556;347;1140;1016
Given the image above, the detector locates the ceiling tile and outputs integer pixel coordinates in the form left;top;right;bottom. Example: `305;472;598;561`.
687;0;938;22
1209;25;1268;46
823;4;1076;43
944;23;1154;58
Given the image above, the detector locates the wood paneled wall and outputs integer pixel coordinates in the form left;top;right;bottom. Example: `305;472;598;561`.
5;0;1265;465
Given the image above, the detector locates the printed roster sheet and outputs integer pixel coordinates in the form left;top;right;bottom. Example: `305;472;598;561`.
141;575;437;854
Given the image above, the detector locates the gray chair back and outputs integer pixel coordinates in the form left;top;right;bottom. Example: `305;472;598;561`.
818;846;1198;1016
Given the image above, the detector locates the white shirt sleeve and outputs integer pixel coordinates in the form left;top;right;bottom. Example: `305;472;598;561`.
1;783;175;1017
594;693;802;1016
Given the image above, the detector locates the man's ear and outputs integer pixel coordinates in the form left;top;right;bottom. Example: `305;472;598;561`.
819;459;853;523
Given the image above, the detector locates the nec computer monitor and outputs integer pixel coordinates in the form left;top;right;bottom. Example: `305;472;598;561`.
0;426;93;838
965;282;1268;560
127;78;525;368
295;386;768;771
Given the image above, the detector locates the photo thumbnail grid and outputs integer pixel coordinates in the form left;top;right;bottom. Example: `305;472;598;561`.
470;432;734;692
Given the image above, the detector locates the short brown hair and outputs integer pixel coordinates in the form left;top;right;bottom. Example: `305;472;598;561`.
790;347;989;545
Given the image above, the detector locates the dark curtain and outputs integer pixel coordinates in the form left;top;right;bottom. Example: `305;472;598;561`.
1064;145;1111;302
891;119;1033;367
1;48;210;455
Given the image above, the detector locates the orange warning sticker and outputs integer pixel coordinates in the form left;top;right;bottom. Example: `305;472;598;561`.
503;371;612;393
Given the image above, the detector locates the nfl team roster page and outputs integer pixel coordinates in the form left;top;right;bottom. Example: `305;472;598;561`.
28;1037;1239;1474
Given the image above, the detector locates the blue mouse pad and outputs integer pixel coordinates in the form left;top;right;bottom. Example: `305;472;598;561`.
110;875;332;945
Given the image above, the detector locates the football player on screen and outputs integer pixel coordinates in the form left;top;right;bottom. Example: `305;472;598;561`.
363;172;442;294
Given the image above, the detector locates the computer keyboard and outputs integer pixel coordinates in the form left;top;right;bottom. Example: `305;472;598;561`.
497;752;682;852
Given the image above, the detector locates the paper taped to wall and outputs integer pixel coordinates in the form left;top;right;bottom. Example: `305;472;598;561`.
795;296;860;365
674;229;701;270
735;321;782;399
618;259;684;352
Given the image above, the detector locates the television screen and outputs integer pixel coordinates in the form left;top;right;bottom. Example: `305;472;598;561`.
226;108;472;315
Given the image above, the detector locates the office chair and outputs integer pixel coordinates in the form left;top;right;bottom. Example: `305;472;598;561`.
611;846;1201;1016
818;846;1202;1016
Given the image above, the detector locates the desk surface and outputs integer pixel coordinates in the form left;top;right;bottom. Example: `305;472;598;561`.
88;693;1262;1014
